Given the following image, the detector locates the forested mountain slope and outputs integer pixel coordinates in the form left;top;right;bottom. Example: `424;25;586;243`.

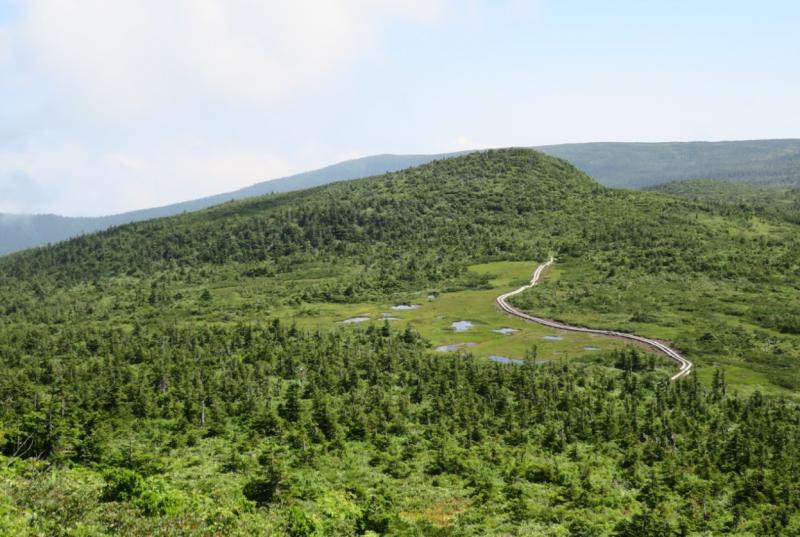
0;150;587;283
4;138;799;256
540;138;800;188
649;178;800;217
0;152;467;256
3;148;795;284
2;149;799;384
2;149;800;535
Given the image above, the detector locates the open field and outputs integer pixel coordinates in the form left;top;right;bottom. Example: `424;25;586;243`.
272;261;631;364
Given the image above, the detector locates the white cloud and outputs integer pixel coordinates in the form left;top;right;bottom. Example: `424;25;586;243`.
155;150;294;201
505;0;543;20
444;135;485;152
335;150;366;162
0;0;445;214
14;0;444;118
0;170;49;213
0;143;295;216
0;25;9;64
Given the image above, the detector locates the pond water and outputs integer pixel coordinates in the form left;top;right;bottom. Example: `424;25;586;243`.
583;346;601;351
451;321;474;332
490;355;524;365
392;304;420;310
338;316;371;324
543;335;563;341
493;328;518;335
380;314;401;321
435;342;477;352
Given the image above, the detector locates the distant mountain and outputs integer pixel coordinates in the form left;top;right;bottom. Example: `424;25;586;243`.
2;139;800;256
647;178;800;221
648;178;796;204
0;152;467;256
539;139;800;189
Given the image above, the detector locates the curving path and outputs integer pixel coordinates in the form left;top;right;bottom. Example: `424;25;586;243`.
496;257;693;381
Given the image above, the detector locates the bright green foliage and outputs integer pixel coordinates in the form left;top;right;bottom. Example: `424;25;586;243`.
102;468;145;502
541;139;800;188
649;178;800;222
0;149;800;534
0;323;799;534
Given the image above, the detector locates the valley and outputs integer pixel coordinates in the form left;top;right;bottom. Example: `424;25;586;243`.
272;260;638;372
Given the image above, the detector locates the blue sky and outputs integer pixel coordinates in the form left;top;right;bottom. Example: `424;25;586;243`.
0;0;798;216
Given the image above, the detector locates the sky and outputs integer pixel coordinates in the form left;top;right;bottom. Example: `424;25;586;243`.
0;0;798;216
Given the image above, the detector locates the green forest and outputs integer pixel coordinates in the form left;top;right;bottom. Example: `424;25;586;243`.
649;179;800;220
2;149;800;535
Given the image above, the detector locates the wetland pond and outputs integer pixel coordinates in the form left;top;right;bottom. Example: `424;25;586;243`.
338;316;370;324
493;328;518;335
451;321;474;332
490;355;524;365
436;342;477;352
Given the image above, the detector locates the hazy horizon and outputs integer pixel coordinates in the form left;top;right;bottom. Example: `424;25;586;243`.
1;0;798;216
3;138;800;219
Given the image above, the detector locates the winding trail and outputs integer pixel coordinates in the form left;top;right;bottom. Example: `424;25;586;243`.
496;257;693;381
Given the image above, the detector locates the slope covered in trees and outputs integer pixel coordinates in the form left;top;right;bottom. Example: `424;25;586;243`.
3;322;799;535
540;139;800;189
2;149;800;534
3;148;797;285
0;152;469;256
4;138;799;256
649;179;800;221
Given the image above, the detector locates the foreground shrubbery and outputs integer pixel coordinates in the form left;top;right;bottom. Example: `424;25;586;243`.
2;322;800;535
1;150;799;534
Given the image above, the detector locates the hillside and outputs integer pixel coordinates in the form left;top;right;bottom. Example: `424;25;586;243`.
3;149;799;386
0;152;467;256
540;139;800;188
4;139;800;256
650;178;800;210
2;149;800;534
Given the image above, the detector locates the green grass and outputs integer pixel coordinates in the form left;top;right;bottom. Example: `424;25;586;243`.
271;260;640;366
4;148;800;535
129;256;792;394
513;258;800;397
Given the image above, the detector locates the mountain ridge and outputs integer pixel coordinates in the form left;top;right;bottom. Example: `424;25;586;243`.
2;138;800;256
0;151;470;255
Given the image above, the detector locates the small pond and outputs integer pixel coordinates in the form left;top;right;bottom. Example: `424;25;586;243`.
436;342;477;352
493;328;518;335
583;346;601;351
490;355;524;365
338;316;370;324
392;304;420;310
451;320;474;332
543;335;563;341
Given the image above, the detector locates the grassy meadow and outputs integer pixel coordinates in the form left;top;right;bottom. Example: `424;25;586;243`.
271;260;632;366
